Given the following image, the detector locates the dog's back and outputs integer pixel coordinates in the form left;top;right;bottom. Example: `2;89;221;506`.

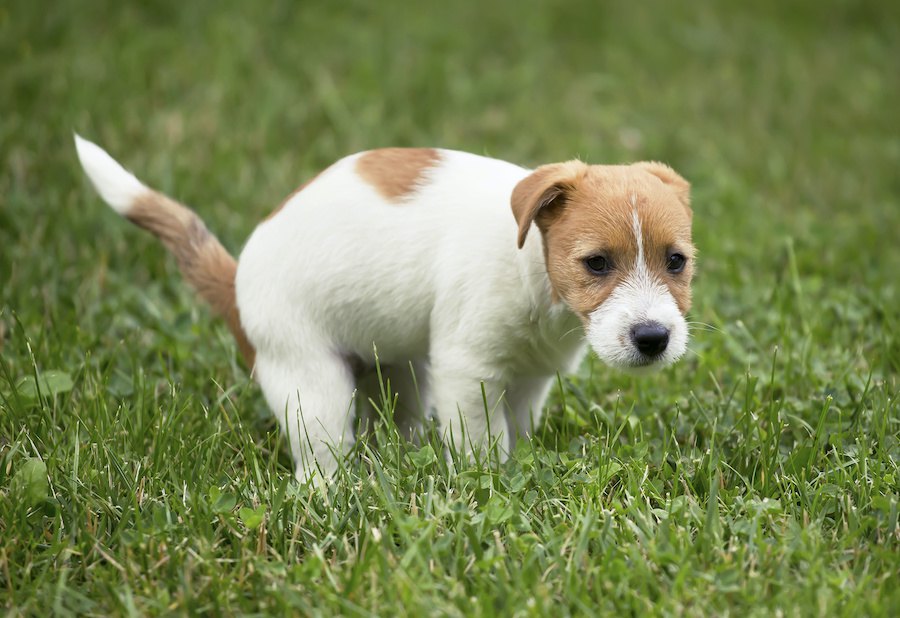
235;148;538;364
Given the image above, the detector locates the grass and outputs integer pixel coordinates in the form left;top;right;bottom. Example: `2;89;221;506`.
1;0;899;615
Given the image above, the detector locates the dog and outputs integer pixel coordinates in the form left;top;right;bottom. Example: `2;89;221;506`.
75;136;695;482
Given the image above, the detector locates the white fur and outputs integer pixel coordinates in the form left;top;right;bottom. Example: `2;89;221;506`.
236;151;588;480
74;134;147;215
586;209;688;370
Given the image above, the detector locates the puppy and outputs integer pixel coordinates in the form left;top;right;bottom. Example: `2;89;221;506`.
75;137;695;481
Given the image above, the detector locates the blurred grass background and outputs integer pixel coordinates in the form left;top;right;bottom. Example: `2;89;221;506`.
1;0;899;615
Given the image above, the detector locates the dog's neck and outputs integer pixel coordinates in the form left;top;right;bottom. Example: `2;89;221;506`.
510;231;586;375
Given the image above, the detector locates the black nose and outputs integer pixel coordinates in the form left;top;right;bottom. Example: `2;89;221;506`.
630;322;670;357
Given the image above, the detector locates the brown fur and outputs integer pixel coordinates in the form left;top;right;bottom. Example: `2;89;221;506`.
355;148;442;201
128;194;256;367
511;160;588;249
634;161;692;213
512;162;694;320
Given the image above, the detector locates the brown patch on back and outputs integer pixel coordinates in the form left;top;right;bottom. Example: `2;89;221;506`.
355;148;441;202
128;193;256;368
513;162;695;320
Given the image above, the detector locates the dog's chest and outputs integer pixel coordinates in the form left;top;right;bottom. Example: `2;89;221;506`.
500;304;586;377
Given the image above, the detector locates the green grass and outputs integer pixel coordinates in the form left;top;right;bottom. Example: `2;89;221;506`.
2;0;899;615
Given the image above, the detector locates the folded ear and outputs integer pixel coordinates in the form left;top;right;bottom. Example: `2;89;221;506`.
511;160;587;248
634;161;691;215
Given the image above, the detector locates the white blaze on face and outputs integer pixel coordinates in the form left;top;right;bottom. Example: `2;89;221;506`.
586;209;688;370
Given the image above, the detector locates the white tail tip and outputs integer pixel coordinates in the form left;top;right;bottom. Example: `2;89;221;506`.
74;133;147;215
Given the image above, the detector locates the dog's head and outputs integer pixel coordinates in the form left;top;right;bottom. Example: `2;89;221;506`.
512;160;694;371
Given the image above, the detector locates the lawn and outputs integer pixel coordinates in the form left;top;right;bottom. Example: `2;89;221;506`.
1;0;899;615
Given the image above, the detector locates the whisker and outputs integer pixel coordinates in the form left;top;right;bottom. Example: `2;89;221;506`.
686;321;722;334
561;325;584;339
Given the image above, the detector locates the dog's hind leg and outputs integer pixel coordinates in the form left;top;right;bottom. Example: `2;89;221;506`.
255;351;357;482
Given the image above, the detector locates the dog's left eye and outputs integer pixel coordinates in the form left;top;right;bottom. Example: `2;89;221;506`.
666;253;687;273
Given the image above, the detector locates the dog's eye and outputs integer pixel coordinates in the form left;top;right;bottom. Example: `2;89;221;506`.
584;255;610;275
667;253;687;273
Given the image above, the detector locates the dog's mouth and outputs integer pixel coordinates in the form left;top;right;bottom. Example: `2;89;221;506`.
612;351;677;374
632;354;662;367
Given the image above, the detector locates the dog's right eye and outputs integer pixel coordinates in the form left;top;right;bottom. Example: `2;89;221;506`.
584;255;610;275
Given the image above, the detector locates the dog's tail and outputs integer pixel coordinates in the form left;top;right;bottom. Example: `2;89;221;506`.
74;134;255;367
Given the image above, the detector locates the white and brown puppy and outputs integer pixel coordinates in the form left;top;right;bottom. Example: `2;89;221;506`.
75;137;694;482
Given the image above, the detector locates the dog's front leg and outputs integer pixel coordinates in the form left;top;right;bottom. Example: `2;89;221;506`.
427;352;510;463
505;375;556;445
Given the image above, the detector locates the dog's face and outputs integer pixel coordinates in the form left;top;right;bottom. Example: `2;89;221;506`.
512;161;694;370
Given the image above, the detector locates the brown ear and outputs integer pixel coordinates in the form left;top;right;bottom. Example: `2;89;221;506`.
634;161;691;214
511;160;587;249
